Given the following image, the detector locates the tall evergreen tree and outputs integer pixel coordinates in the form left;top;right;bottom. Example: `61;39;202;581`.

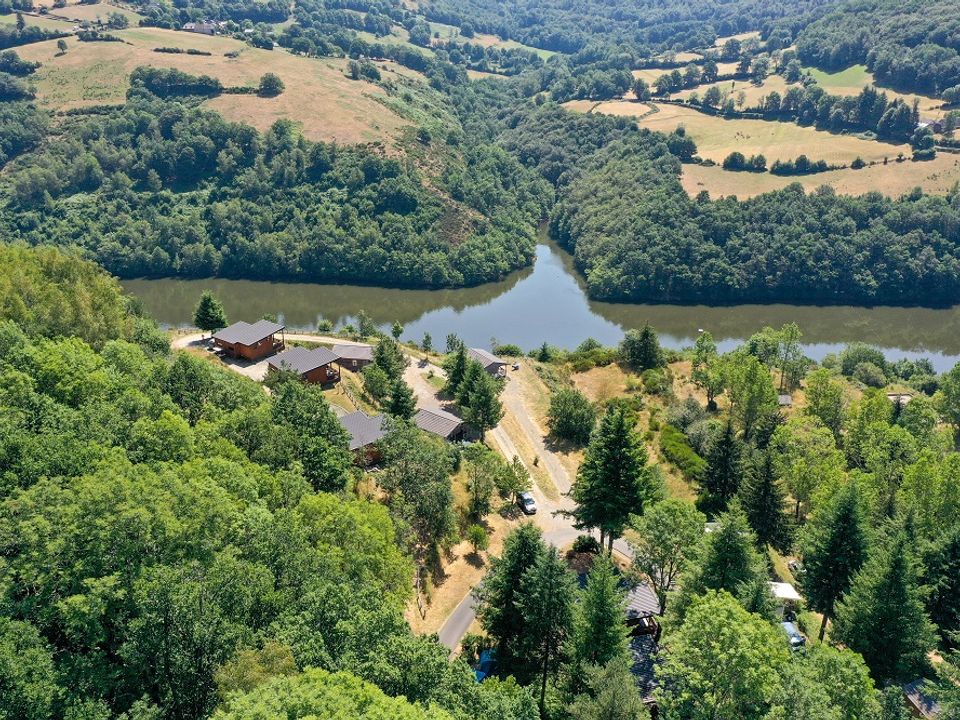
570;555;629;675
387;377;417;420
193;291;227;334
700;420;743;516
799;482;870;641
570;405;660;551
516;546;576;713
739;450;792;553
464;372;504;440
476;524;546;677
373;337;407;380
444;345;468;395
620;324;664;371
920;524;960;647
456;360;485;406
833;533;936;681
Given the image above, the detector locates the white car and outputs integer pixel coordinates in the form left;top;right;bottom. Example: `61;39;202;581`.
518;491;537;515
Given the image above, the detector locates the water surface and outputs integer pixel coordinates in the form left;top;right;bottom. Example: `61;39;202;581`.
124;241;960;372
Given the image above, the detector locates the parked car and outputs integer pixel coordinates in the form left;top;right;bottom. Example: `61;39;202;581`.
781;621;806;651
474;648;496;682
518;491;537;515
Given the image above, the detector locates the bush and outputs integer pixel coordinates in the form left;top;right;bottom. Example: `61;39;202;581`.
571;534;602;555
665;396;705;432
466;524;489;554
492;343;523;356
641;368;670;395
362;363;391;402
547;387;596;444
840;343;887;376
659;424;707;481
852;361;887;388
258;72;284;97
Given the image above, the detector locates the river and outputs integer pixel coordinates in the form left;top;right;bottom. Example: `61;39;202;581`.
123;240;960;372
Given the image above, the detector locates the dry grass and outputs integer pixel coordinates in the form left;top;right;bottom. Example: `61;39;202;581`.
682;153;960;199
55;2;143;23
577;100;911;166
15;27;410;144
0;11;74;31
807;64;945;120
712;31;760;48
572;364;630;404
674;74;790;109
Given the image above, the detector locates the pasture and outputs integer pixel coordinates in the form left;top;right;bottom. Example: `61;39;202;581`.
807;64;945;119
14;27;411;144
673;74;790;108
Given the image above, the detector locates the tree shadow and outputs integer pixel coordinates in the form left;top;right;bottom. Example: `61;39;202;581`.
465;551;486;569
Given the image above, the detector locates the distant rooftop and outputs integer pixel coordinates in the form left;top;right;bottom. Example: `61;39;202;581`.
333;343;374;362
213;320;284;346
468;347;505;369
414;407;463;438
339;411;389;451
629;634;658;700
903;679;941;720
269;346;338;374
768;581;803;602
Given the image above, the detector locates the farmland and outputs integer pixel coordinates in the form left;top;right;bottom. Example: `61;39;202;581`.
806;64;946;119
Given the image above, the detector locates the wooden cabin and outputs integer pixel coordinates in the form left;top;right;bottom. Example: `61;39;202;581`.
212;320;285;361
468;347;507;376
268;346;340;384
332;343;374;371
339;411;389;465
414;407;465;441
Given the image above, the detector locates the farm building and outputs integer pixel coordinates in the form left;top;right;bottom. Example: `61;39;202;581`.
332;343;374;371
268;346;340;384
212;320;285;361
413;407;465;441
339;411;389;465
468;348;507;376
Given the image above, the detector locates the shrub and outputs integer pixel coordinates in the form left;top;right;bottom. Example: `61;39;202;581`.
571;534;602;555
852;361;887;388
547;387;596;444
665;397;705;432
659;424;707;481
258;72;284;97
492;343;523;356
467;524;489;554
641;368;670;395
840;343;887;376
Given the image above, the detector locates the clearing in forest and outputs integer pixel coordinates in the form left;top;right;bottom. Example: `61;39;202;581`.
806;64;945;119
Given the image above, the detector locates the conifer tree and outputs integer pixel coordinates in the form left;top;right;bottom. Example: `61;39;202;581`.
570;555;629;674
620;324;664;371
799;482;870;641
921;524;960;646
739;450;792;552
571;405;660;551
193;291;227;334
568;660;649;720
387;377;416;420
445;345;468;394
464;372;503;440
833;533;936;681
700;420;743;515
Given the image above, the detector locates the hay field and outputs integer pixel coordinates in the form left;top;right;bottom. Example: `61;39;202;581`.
712;31;759;48
632;62;739;86
673;74;790;108
14;27;410;144
581;100;910;165
807;64;945;119
0;11;74;31
55;2;143;24
682;153;960;199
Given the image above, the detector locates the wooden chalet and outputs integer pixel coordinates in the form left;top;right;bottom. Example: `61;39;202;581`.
332;343;374;371
414;407;465;441
339;411;389;465
268;346;340;384
468;347;507;376
212;320;285;361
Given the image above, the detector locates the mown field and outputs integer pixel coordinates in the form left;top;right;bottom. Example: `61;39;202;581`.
806;64;945;119
13;25;412;144
673;73;790;107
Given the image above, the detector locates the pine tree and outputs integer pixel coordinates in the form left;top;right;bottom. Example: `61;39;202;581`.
193;291;227;334
387;378;416;419
921;525;960;646
700;420;743;516
620;324;664;371
457;360;485;406
516;546;576;713
391;321;403;340
739;450;792;553
799;482;870;641
463;372;503;440
476;524;546;677
444;346;468;395
833;533;936;681
571;405;660;551
570;555;629;675
373;337;407;380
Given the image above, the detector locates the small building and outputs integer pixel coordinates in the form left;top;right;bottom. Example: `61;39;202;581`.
468;347;507;376
182;20;218;34
414;407;465;441
769;581;803;618
212;320;285;361
339;410;389;465
625;581;661;635
902;679;941;719
778;393;793;407
332;343;374;371
887;392;913;407
629;634;660;711
268;346;340;384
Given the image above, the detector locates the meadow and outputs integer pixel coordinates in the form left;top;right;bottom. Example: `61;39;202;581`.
806;64;945;119
673;73;790;108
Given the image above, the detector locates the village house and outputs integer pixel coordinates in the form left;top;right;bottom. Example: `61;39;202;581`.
212;320;285;361
332;343;374;371
268;346;340;384
339;410;389;465
413;407;465;441
182;20;222;34
468;347;507;376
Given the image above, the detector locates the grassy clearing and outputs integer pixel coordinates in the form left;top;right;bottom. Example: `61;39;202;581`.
579;100;911;165
712;31;760;48
807;64;945;119
14;28;411;144
55;2;143;24
0;11;74;30
674;74;790;108
682;153;960;198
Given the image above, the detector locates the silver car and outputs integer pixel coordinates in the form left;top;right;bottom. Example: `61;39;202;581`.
518;491;537;515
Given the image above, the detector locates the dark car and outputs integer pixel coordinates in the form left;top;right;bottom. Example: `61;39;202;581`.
518;491;537;515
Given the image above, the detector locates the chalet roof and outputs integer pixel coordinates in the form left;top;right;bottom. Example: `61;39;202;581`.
414;407;463;438
468;347;505;369
269;346;338;374
339;411;388;451
903;679;941;719
778;393;793;406
213;320;284;347
332;343;374;362
625;581;661;620
769;581;803;602
629;635;659;699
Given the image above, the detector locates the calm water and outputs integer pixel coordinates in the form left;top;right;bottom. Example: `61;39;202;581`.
124;240;960;372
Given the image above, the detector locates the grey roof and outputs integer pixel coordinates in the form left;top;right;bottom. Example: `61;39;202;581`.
269;346;338;374
213;320;284;346
625;581;661;620
333;343;374;362
903;679;941;719
339;411;388;451
414;408;463;438
778;393;793;406
468;347;505;370
629;635;659;699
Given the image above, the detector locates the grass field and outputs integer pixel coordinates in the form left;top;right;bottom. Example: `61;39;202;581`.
579;100;911;165
807;64;945;120
673;74;790;108
14;27;411;144
682;153;960;198
0;11;74;31
712;31;759;48
54;2;143;24
632;62;739;88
